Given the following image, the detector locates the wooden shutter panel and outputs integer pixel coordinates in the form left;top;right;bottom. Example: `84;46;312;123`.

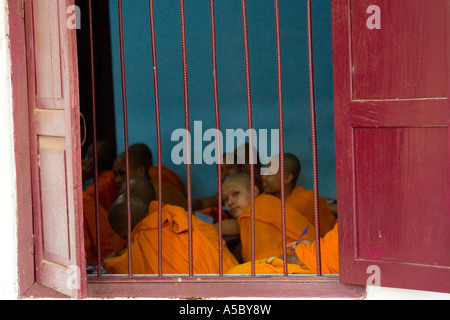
25;0;86;298
332;0;450;293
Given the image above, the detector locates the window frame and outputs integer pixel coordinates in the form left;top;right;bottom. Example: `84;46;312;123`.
14;0;449;299
10;0;366;300
10;0;364;300
9;0;37;297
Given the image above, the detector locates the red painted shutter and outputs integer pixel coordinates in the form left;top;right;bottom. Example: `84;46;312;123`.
25;0;86;298
332;0;450;293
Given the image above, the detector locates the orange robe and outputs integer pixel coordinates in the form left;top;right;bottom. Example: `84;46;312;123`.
83;194;126;265
237;194;316;262
295;223;339;274
103;201;238;275
83;170;119;211
150;179;188;210
149;165;186;197
226;257;313;275
286;186;336;237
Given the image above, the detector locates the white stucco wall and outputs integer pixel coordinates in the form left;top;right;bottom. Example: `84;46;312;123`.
0;0;19;300
366;286;449;300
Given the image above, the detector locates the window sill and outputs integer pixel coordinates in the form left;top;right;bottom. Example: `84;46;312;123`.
87;275;366;299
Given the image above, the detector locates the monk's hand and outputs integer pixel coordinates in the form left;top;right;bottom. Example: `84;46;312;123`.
287;241;297;251
277;253;305;267
299;239;313;245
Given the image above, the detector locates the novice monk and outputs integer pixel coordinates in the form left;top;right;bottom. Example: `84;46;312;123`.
103;188;238;275
193;143;263;222
191;153;238;223
119;176;156;205
290;222;339;274
129;143;186;196
226;222;339;275
83;140;119;210
261;153;336;237
82;141;125;265
113;151;187;210
225;173;316;262
83;194;126;265
217;172;261;262
219;172;260;237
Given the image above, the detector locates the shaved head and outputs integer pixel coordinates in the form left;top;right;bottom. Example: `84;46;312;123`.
222;172;251;191
113;150;151;190
221;172;257;218
83;140;116;177
119;176;156;205
284;153;301;185
261;153;301;198
108;193;149;240
115;150;152;173
129;143;153;168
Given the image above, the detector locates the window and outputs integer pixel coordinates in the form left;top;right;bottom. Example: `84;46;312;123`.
13;0;449;299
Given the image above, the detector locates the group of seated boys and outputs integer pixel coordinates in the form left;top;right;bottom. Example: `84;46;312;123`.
82;141;338;276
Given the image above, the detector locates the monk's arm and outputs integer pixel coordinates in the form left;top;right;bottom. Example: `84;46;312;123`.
214;219;240;236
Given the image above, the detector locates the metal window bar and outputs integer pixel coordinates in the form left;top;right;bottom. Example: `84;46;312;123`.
209;0;225;277
87;0;324;280
117;0;133;277
306;0;322;276
274;0;288;277
240;0;257;277
179;0;194;278
87;0;102;278
147;0;164;278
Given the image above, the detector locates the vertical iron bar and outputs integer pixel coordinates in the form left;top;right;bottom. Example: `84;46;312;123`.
87;0;102;278
209;0;224;277
306;0;322;276
241;0;256;277
274;0;288;276
118;0;133;277
148;0;163;277
179;0;194;277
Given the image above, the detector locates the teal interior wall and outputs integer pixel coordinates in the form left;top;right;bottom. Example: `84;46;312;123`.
108;0;336;199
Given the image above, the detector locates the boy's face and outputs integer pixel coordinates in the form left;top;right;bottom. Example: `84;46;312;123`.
113;157;142;190
222;180;251;218
261;162;282;196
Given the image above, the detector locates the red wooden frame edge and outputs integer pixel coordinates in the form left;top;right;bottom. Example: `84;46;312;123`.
8;0;368;300
87;276;365;299
8;0;36;297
